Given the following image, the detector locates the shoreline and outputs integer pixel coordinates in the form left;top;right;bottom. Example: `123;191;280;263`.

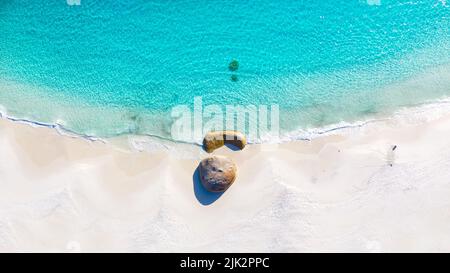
2;60;450;148
2;97;450;251
2;97;450;153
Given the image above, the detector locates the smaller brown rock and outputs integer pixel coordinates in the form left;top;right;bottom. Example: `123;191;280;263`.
203;131;247;153
199;155;237;192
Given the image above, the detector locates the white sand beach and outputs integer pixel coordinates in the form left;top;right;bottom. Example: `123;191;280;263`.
1;102;450;252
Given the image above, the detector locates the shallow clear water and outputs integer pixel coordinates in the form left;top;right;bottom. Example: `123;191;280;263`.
0;0;449;140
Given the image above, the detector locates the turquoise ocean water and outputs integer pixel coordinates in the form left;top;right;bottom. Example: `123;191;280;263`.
0;0;449;141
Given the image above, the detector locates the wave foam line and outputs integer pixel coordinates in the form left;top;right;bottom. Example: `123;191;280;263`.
277;98;450;143
0;110;105;143
3;98;450;150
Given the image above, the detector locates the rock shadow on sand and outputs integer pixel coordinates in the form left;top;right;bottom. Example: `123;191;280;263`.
193;167;224;205
224;143;242;151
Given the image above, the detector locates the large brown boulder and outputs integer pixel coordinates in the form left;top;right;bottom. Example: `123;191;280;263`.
199;156;237;192
203;131;247;153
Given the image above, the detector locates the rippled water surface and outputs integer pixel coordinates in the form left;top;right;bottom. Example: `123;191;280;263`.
0;0;449;139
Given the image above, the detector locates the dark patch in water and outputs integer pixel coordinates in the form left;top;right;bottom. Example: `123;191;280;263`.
228;59;239;72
